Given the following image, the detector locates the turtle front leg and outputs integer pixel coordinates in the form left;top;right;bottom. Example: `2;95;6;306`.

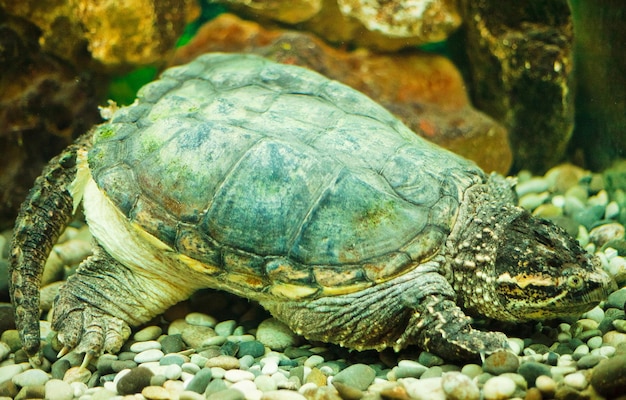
52;244;197;363
399;294;508;361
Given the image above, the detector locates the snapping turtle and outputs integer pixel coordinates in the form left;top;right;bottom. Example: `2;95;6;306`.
10;53;615;364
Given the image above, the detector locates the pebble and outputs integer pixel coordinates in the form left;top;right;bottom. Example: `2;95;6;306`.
482;376;516;400
256;318;300;351
0;363;28;384
215;320;238;337
185;312;218;327
116;367;154;395
563;371;588;390
482;350;519;375
238;340;266;358
44;379;73;400
12;368;50;387
185;367;213;393
182;325;217;349
206;355;240;370
130;340;162;353
400;377;445;400
517;362;552;387
441;372;479;400
134;326;163;342
262;390;307;400
590;354;626;398
142;385;172;399
0;342;10;362
206;388;246;400
332;363;375;391
135;349;165;363
535;375;556;396
225;369;256;382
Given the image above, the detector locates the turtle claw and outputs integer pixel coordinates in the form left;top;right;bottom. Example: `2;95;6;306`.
52;291;131;361
57;346;71;359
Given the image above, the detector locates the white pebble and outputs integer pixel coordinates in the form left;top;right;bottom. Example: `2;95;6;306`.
45;379;73;400
103;381;117;392
588;190;609;207
255;374;278;392
70;381;88;397
400;377;445;400
587;336;604;350
609;256;626;277
574;344;590;356
262;390;307;400
563;372;588;390
211;367;226;379
482;376;516;400
262;359;279;375
0;363;28;384
535;375;556;394
225;369;256;382
231;379;262;400
551;194;566;208
134;348;164;363
182;362;201;374
165;363;182;380
441;372;479;400
583;306;605;323
130;340;161;353
592;346;616;358
112;368;131;387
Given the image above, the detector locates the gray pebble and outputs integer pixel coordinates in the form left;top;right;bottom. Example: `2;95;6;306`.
111;360;138;372
215;320;237;337
418;351;444;367
185;312;217;327
332;363;375;391
52;359;71;380
12;369;50;387
256;318;301;351
160;354;185;366
182;325;217;349
394;360;427;379
116;367;153;395
237;340;265;358
159;334;184;354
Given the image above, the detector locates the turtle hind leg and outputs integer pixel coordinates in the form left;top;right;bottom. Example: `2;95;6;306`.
9;133;92;362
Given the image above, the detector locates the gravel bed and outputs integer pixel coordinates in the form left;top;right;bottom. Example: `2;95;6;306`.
1;163;626;399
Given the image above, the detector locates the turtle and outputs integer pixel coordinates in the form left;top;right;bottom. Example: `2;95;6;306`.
10;53;615;366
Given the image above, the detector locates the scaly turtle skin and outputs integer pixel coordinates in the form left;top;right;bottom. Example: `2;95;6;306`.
10;53;615;364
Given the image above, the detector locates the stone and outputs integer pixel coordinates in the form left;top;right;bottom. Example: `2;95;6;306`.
215;320;238;337
134;325;163;342
261;389;307;400
441;372;480;400
116;367;154;395
182;325;217;349
130;340;162;353
44;379;73;400
456;0;574;173
238;340;266;358
134;349;164;364
535;375;556;397
171;13;511;174
517;361;552;387
563;371;588;390
418;351;444;367
12;369;50;387
400;377;445;400
256;318;301;351
607;288;626;310
332;364;376;391
224;369;255;383
482;351;520;375
206;388;246;400
142;385;172;399
205;355;241;370
590;354;626;397
185;368;213;393
160;333;184;354
590;223;626;248
482;376;516;400
570;3;626;170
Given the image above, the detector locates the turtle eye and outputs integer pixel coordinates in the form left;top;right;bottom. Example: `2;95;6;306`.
567;275;584;290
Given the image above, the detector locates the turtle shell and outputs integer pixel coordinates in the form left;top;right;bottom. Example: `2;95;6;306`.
88;53;485;299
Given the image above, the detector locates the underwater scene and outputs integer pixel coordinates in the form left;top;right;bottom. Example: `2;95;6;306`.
1;1;625;399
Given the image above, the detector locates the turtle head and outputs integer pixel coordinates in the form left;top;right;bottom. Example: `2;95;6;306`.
491;209;616;321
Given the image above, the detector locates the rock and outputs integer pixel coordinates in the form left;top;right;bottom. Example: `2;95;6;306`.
134;326;163;342
418;351;444;367
186;368;213;393
142;385;172;399
482;376;517;400
206;387;246;400
534;375;556;397
569;3;626;170
256;318;301;351
261;389;307;400
12;369;50;387
482;351;520;375
181;325;217;349
456;0;574;173
205;355;240;370
607;288;626;310
116;367;154;395
134;349;164;363
590;354;626;398
159;333;184;354
336;0;461;40
172;13;511;174
332;364;376;391
441;372;480;400
589;223;625;248
400;377;445;400
0;13;102;229
517;361;552;387
603;331;626;347
237;340;266;358
215;320;238;337
130;340;162;353
44;379;73;400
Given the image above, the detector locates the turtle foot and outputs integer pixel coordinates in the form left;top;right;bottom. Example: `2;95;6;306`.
52;291;131;361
